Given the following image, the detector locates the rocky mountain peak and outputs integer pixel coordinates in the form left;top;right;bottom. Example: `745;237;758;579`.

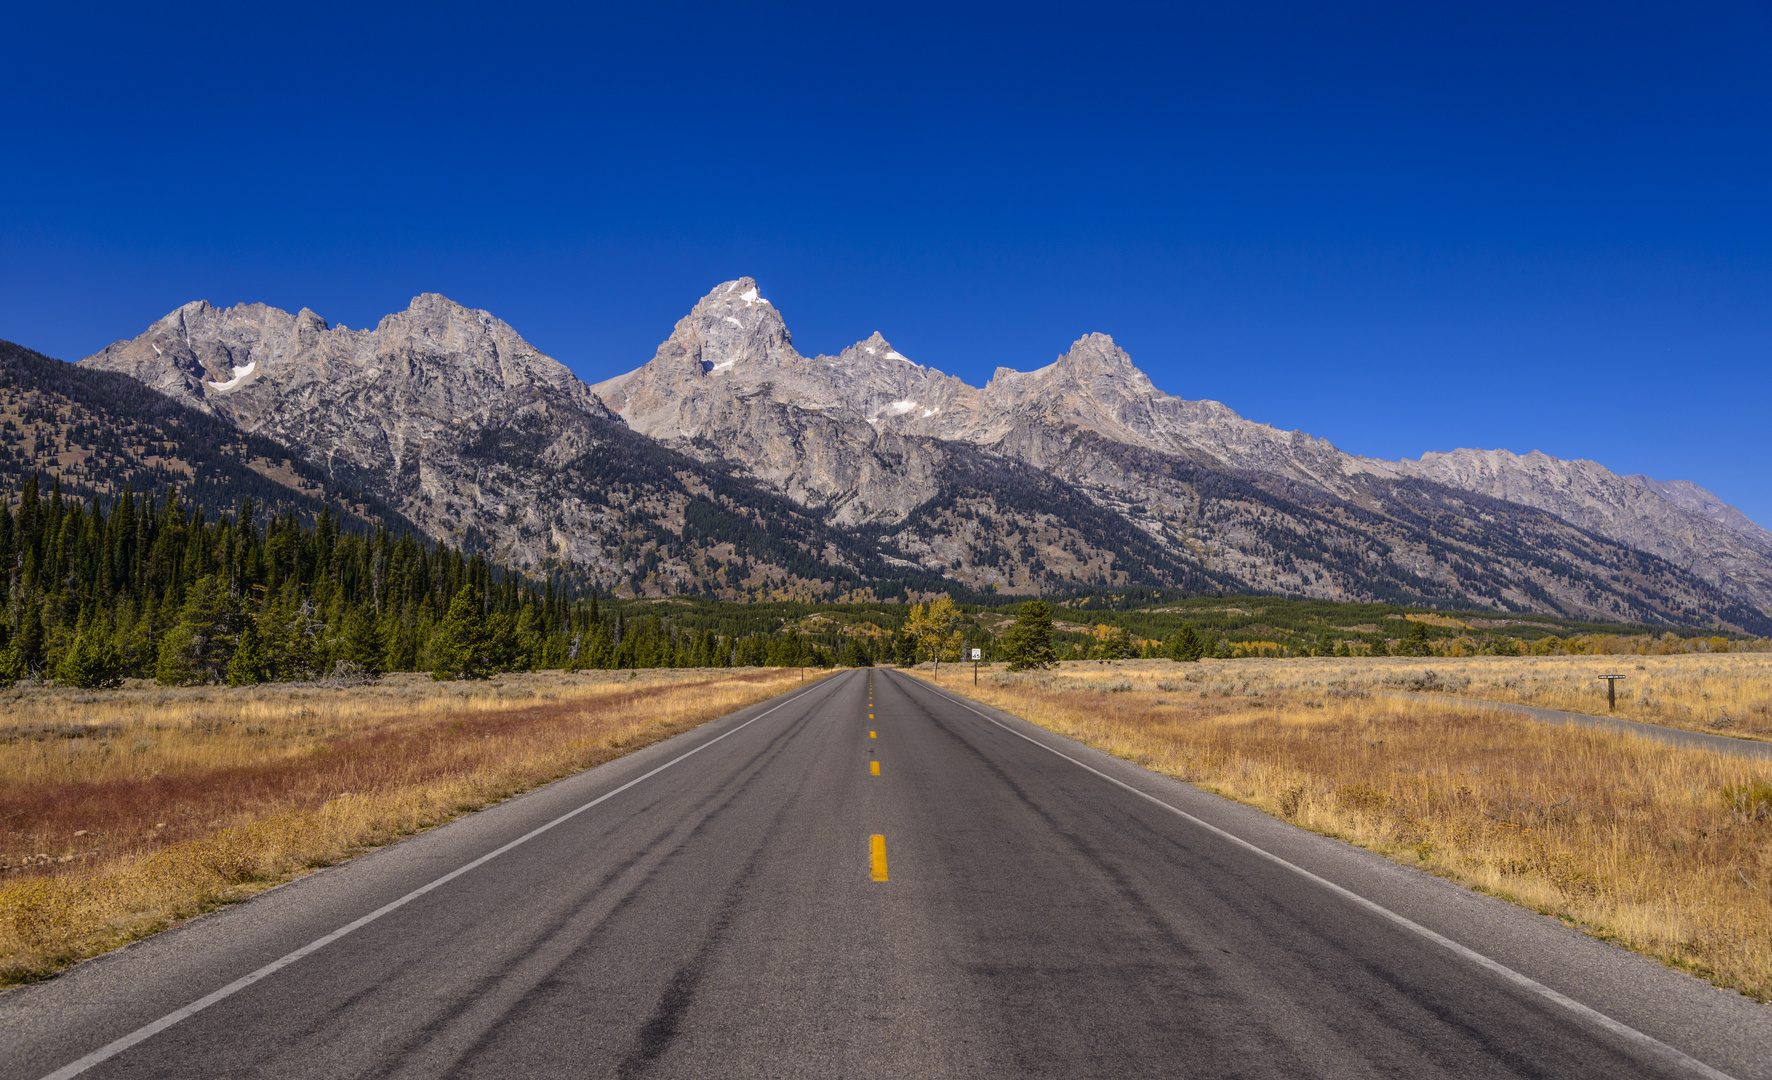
588;278;801;420
82;293;591;419
78;292;629;572
66;280;1772;626
679;277;797;373
982;334;1155;396
973;333;1165;446
839;331;917;366
1628;475;1772;549
360;293;585;394
1051;333;1157;390
159;298;217;328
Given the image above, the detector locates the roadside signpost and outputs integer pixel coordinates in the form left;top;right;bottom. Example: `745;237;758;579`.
1598;673;1625;711
972;647;982;685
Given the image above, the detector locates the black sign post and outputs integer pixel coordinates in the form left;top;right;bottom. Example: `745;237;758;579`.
1598;674;1625;712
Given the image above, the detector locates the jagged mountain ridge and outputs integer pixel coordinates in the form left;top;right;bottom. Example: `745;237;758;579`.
590;278;1772;625
1627;473;1772;548
0;337;414;534
76;280;1772;630
73;297;897;596
70;294;1205;602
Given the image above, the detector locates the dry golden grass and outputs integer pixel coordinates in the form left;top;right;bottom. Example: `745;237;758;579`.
917;658;1772;1001
1095;653;1772;739
0;668;825;983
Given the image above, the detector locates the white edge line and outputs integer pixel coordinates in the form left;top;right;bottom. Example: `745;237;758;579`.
38;677;839;1080
896;672;1739;1080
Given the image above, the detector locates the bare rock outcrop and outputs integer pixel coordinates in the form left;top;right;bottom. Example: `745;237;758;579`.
590;279;1772;621
1354;449;1772;617
82;295;655;573
80;278;1772;628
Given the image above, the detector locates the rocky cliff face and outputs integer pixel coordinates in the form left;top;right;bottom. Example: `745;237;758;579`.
71;292;1142;603
1352;449;1772;618
0;336;414;535
590;282;969;524
589;280;1772;624
81;280;1772;630
1628;474;1772;547
79;295;906;597
83;295;624;570
587;282;1350;523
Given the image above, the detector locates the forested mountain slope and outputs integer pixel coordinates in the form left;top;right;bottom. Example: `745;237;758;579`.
69;295;1234;602
591;280;1772;631
67;282;1772;633
0;338;410;534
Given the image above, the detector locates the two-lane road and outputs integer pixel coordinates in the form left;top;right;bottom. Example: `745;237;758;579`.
6;669;1770;1078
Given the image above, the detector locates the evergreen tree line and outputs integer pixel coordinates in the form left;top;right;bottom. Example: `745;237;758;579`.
0;476;860;687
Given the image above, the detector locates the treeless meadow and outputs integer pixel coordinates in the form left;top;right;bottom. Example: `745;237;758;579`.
0;667;824;983
1298;652;1772;740
918;655;1772;1001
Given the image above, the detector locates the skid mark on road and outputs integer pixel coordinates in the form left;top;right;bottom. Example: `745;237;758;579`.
466;683;852;1077
613;812;790;1080
30;676;852;1080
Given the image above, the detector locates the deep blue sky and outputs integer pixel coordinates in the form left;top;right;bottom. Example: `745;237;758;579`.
4;2;1770;523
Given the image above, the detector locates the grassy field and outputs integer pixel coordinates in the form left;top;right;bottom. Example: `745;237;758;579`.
0;668;822;984
1270;652;1772;739
916;656;1772;1001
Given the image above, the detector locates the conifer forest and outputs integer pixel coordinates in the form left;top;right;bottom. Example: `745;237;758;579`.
0;475;842;688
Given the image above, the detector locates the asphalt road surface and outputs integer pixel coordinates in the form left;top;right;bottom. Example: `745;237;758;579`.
7;669;1771;1079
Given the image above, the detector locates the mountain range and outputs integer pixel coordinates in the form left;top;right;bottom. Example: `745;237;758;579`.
32;277;1772;633
0;337;410;535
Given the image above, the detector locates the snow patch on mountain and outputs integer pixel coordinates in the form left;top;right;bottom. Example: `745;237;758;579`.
207;362;256;391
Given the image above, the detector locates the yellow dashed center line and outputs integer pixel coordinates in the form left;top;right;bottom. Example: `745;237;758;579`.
869;731;876;738
870;760;881;776
870;834;889;881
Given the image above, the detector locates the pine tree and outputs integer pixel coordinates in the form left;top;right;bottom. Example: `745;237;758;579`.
155;575;240;685
330;607;385;676
891;627;918;667
227;617;269;686
431;585;497;680
1167;623;1204;662
55;612;124;689
14;598;45;675
840;636;874;668
0;643;23;688
1003;601;1057;671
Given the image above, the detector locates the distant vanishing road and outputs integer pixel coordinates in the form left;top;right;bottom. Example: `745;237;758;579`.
6;670;1771;1079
